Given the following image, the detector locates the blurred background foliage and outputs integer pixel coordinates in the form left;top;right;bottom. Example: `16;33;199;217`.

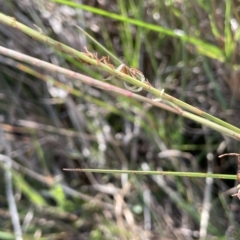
1;0;240;239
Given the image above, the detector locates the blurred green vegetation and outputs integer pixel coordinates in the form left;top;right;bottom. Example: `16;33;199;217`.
1;0;240;239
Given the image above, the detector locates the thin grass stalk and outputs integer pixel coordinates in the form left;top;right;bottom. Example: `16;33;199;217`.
0;46;240;141
0;12;239;136
0;47;238;140
0;129;23;240
63;168;236;180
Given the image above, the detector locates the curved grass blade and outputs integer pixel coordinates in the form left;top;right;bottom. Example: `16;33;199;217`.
51;0;225;61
